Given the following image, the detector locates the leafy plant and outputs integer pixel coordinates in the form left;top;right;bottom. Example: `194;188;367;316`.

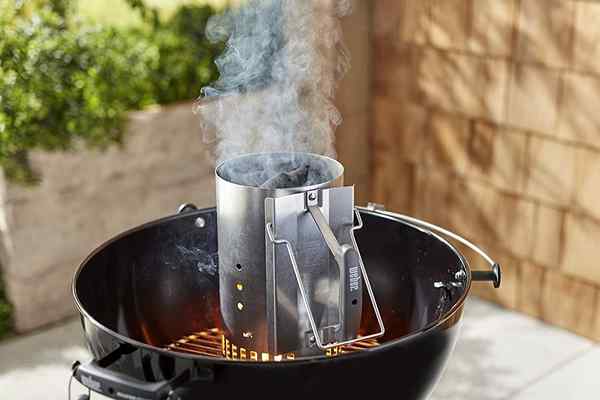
149;5;222;104
0;1;222;184
0;1;223;338
0;269;11;340
123;0;160;28
0;8;158;183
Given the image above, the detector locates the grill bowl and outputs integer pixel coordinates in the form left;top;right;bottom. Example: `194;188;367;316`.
73;207;474;398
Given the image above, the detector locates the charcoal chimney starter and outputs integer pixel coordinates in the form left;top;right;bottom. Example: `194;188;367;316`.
215;152;384;357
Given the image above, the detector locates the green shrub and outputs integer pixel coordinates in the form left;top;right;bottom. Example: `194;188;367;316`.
0;1;221;184
149;5;221;104
0;270;11;339
0;9;159;183
0;1;222;338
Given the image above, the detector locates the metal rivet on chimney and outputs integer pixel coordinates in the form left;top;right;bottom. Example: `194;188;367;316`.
195;217;206;228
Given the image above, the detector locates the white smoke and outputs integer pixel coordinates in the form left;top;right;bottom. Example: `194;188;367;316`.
196;0;352;166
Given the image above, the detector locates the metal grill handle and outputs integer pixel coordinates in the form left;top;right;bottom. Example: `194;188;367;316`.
365;203;502;289
266;207;385;351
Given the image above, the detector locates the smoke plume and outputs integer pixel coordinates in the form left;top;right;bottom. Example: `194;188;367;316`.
197;0;352;166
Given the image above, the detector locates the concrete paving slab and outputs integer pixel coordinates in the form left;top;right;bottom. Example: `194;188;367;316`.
511;346;600;400
430;300;595;400
0;318;99;399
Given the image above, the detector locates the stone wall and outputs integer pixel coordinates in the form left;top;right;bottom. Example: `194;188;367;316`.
1;102;216;332
372;0;600;340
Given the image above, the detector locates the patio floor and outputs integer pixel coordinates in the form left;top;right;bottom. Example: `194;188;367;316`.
0;298;597;399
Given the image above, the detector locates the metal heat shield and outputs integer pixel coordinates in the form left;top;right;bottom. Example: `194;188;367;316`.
265;186;363;356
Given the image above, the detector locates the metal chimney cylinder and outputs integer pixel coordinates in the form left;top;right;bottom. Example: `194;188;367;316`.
215;152;377;357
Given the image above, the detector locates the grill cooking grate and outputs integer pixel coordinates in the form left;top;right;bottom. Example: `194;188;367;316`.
166;328;223;358
167;328;380;361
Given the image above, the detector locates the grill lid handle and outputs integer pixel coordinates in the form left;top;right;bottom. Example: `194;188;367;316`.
72;344;195;400
471;263;502;288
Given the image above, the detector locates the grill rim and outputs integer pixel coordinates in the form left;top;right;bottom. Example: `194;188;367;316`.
72;206;471;365
215;151;345;192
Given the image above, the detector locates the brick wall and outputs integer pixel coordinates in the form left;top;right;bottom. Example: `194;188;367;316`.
372;0;600;340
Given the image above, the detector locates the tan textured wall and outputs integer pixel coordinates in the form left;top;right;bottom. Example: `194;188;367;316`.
336;0;373;205
373;0;600;340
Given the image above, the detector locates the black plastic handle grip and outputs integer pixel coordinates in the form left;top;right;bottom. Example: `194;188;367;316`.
73;346;190;400
471;263;502;288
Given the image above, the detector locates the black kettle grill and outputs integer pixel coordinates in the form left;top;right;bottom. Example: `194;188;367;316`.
71;203;500;399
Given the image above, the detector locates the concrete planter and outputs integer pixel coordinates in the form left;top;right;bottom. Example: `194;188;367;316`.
0;102;215;332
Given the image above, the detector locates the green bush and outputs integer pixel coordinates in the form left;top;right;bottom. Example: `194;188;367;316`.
0;0;222;339
0;1;221;184
149;5;221;104
0;270;11;339
0;10;159;183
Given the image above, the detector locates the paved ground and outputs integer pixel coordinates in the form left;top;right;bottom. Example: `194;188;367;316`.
0;299;597;399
